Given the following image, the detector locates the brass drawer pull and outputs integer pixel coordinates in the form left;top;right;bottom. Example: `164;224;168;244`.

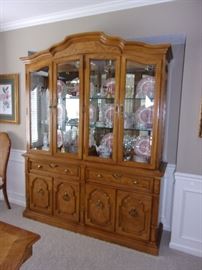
64;168;72;174
63;192;70;201
49;163;58;168
96;200;104;209
129;208;137;217
133;180;139;185
113;173;122;179
37;188;44;195
37;164;42;169
96;173;103;178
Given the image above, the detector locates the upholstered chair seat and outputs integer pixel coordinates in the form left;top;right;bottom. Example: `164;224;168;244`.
0;132;11;209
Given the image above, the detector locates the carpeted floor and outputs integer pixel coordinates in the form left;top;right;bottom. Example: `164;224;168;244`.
0;201;201;270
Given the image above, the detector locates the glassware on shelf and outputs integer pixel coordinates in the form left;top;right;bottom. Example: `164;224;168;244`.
104;104;114;128
42;132;49;151
94;142;111;158
96;104;104;127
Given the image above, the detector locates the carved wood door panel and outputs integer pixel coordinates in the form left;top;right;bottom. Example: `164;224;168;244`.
116;190;152;240
29;173;53;214
85;183;115;231
54;178;80;222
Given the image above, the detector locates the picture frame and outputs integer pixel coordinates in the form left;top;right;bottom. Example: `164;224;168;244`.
199;102;202;138
0;73;19;124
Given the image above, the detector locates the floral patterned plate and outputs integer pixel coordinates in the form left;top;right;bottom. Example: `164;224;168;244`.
136;75;155;99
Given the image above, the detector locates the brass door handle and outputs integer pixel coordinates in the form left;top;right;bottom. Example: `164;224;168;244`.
133;180;139;185
63;192;70;201
95;200;104;209
97;173;103;178
37;188;44;195
113;173;122;179
37;164;42;169
120;104;124;115
129;208;137;217
49;163;58;168
64;168;72;174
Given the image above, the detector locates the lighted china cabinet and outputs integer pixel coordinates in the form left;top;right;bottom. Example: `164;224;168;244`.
21;32;172;255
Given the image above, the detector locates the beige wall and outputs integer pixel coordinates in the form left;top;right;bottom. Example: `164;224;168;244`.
0;0;201;174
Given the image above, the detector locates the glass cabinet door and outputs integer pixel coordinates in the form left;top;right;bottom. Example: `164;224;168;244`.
55;58;82;158
85;56;119;161
120;60;157;166
29;66;51;152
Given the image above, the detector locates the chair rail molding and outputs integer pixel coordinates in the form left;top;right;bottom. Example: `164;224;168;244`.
0;149;26;207
170;172;202;257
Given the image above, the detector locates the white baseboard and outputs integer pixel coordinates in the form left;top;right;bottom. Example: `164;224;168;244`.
0;149;26;207
169;172;202;257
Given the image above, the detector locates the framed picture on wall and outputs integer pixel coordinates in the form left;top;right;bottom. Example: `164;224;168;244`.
199;102;202;138
0;74;19;124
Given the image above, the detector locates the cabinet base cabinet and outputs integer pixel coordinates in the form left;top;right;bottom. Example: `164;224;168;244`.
24;168;163;255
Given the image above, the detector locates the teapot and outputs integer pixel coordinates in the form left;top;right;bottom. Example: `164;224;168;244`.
94;143;111;158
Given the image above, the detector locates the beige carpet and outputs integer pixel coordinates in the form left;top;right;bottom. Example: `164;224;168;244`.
0;201;201;270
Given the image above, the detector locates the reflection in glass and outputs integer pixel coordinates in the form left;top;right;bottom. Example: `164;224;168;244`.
56;60;80;154
123;61;156;164
30;67;50;151
88;59;116;159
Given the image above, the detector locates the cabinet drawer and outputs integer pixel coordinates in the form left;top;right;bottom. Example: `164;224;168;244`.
86;168;153;192
29;160;80;178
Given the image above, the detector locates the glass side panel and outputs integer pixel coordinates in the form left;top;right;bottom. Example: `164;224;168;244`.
30;67;50;151
122;61;156;164
88;59;116;159
56;60;80;154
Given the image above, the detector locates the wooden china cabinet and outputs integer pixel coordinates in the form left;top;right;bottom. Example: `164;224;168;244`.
21;32;172;255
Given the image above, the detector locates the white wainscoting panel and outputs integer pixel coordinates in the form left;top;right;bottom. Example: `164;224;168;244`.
170;172;202;257
159;164;176;231
0;149;26;207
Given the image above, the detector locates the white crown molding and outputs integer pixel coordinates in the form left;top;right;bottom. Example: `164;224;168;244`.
0;0;174;32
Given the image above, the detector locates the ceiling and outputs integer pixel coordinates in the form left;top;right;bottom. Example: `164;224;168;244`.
0;0;174;32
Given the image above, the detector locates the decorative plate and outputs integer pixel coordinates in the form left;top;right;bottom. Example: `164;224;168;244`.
134;106;153;128
136;76;155;98
100;133;113;151
134;135;151;157
89;104;96;124
101;78;115;97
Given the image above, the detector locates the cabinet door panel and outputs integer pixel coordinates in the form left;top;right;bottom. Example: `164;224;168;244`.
28;173;53;214
28;63;52;153
116;190;152;240
53;56;83;159
85;183;115;231
54;179;80;222
84;55;120;163
118;57;162;169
